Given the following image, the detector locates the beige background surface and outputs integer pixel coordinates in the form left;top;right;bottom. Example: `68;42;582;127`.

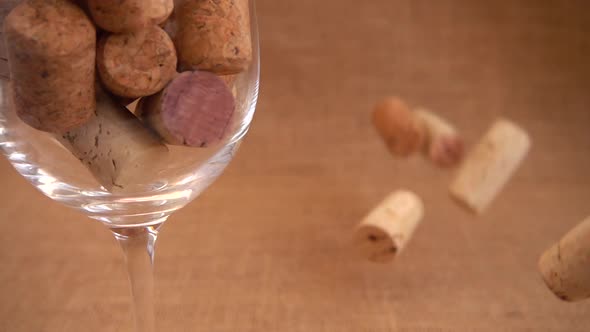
1;0;590;331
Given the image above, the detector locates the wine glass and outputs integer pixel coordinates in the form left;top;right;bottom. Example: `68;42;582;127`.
0;1;260;331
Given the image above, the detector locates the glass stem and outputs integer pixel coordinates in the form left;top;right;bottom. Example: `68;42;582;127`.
111;225;161;332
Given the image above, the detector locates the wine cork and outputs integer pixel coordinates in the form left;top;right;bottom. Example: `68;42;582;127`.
354;190;424;263
150;0;174;26
449;119;530;214
415;109;464;168
176;0;252;74
539;216;590;302
136;71;235;148
97;25;177;99
372;97;427;157
4;0;96;133
88;0;148;33
58;86;168;192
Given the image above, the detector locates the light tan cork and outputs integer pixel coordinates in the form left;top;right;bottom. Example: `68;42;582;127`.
372;97;428;157
176;0;252;74
449;119;530;214
97;25;177;99
354;190;424;263
539;216;590;302
57;86;168;192
4;0;96;133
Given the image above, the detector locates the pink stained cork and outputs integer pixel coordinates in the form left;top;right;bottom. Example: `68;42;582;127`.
137;71;235;147
428;135;464;168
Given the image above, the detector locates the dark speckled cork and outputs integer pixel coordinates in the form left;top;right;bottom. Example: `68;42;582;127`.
88;0;148;33
137;71;235;148
97;25;177;99
4;0;96;134
176;0;252;75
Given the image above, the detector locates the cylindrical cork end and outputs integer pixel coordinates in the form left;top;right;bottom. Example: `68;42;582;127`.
449;119;530;214
354;224;400;263
88;0;150;33
538;216;590;302
137;71;235;147
354;190;424;263
414;109;464;168
428;136;464;168
372;97;427;157
97;25;177;98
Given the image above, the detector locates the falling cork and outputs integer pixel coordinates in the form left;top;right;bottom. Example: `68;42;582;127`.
449;119;530;214
539;216;590;302
57;86;168;191
372;97;464;167
372;97;427;157
354;190;424;263
97;25;177;99
4;0;96;133
136;71;235;148
415;109;464;168
176;0;252;74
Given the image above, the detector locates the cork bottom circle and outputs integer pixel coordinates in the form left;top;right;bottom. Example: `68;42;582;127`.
354;224;398;263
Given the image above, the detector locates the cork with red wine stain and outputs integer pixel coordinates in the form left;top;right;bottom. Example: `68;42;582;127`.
372;97;464;168
415;109;464;168
137;71;235;147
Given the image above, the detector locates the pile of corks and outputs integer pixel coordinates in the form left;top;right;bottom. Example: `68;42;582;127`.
3;0;251;190
5;0;586;306
357;96;590;303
